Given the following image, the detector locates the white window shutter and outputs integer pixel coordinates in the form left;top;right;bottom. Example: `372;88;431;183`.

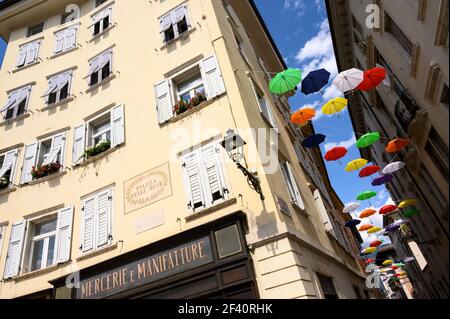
20;143;38;184
72;124;86;165
154;79;174;124
200;144;226;204
285;162;304;209
200;55;225;99
3;221;26;279
96;189;112;248
314;189;333;232
266;100;279;131
25;41;39;64
54;72;71;93
43;132;66;166
183;150;206;212
0;226;5;264
160;13;173;34
17;45;28;67
81;197;95;253
56;206;74;264
110;104;125;147
248;77;263;113
54;30;65;54
64;27;77;50
1;91;18;113
42;76;60;100
0;149;18;181
85;57;100;79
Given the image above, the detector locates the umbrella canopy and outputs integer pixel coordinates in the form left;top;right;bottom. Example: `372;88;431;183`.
367;226;382;234
332;68;364;93
398;199;417;209
385;224;401;232
358;224;374;232
356;132;380;148
357;191;377;201
370;240;384;248
345;219;361;227
365;258;375;264
291;108;316;125
301;68;330;95
343;202;361;213
322;97;348;115
394;263;406;267
381;161;406;175
402;207;421;218
359;208;376;219
269;68;302;95
383;259;394;267
359;165;381;178
379;204;398;215
371;174;394;186
403;257;415;263
325;147;348;162
357;67;386;91
345;159;368;172
362;247;377;254
385;138;410;153
302;134;326;148
391;265;399;270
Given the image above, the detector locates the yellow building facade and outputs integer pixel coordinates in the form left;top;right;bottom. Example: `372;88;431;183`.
0;0;366;299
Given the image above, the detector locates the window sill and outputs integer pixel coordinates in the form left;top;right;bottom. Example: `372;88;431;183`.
22;171;68;187
49;46;80;60
85;74;117;93
160;27;196;50
185;198;237;222
292;203;309;217
76;242;118;262
11;262;70;282
11;61;41;74
41;96;75;111
73;145;121;168
0;113;31;127
0;187;17;196
89;23;116;43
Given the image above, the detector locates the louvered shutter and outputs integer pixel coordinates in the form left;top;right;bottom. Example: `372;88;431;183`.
1;91;18;113
42;75;60;100
200;144;225;204
183;150;206;212
174;5;188;24
20;143;38;184
85;57;100;79
0;149;18;181
54;30;65;54
285;162;304;209
110;104;125;146
56;206;74;263
42;132;66;166
25;41;39;64
17;44;28;67
81;197;95;253
72;124;86;165
3;221;26;279
54;72;71;93
200;55;225;99
154;79;174;123
64;27;77;50
96;189;111;248
314;190;333;232
0;226;5;263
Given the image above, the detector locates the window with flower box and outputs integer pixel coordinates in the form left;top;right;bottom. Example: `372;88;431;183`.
0;85;32;121
154;54;225;124
72;105;124;165
85;49;113;87
0;148;18;190
42;71;73;106
159;4;191;44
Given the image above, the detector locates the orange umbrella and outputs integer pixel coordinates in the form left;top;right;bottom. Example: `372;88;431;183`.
291;108;316;125
386;138;410;153
358;224;374;232
359;208;376;219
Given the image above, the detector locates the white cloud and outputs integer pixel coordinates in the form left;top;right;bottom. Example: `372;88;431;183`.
283;0;307;16
323;134;356;151
359;196;394;246
322;84;343;100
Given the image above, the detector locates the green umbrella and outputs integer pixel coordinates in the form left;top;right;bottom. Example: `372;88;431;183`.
402;207;421;218
357;191;377;201
356;132;380;148
269;68;302;94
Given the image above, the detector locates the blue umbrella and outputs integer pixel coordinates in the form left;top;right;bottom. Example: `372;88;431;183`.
345;219;361;228
302;134;326;148
371;174;394;186
301;69;331;95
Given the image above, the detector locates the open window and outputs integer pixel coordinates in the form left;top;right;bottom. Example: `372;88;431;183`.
0;85;31;121
280;160;305;210
91;6;112;37
42;71;73;105
248;77;278;130
0;148;18;190
85;50;113;87
159;4;191;44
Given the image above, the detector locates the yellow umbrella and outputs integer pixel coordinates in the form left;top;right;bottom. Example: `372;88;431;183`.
345;158;368;172
398;199;417;209
362;247;377;254
382;260;394;266
322;97;348;115
367;226;382;234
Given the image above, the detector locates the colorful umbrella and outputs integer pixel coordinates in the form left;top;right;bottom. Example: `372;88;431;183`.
356;132;380;148
385;138;410;153
382;260;394;267
359;208;376;219
302;134;326;148
343;202;361;214
301;69;331;95
322;97;348;115
381;161;406;174
359;165;381;178
367;226;382;234
402;207;421;218
345;158;368;172
269;68;302;95
385;224;401;232
291;108;316;125
398;199;417;209
379;204;398;215
332;68;364;93
403;257;415;263
362;247;377;254
370;240;384;248
358;224;374;232
365;258;375;264
345;219;361;227
371;174;394;186
325;147;348;162
357;191;377;201
394;263;406;267
357;67;386;91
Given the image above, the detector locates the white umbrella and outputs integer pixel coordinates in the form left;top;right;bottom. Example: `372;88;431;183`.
382;161;406;174
343;202;360;213
332;68;364;93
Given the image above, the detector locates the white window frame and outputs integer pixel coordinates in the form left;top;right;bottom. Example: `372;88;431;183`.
90;6;113;37
1;85;32;121
42;71;73;105
87;111;112;147
159;4;192;44
0;225;5;264
248;77;278;130
85;49;113;87
36;133;66;168
176;73;205;103
53;25;79;55
0;148;18;187
280;160;305;210
16;40;41;68
27;217;58;272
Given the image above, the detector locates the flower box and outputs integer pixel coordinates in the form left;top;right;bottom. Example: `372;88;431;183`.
173;91;207;116
31;162;63;180
84;140;111;159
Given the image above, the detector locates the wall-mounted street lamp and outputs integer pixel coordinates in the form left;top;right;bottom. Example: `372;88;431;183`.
220;129;265;201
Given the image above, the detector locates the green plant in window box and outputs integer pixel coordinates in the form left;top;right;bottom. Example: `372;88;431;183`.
173;91;207;116
0;177;10;190
84;140;111;159
31;162;63;180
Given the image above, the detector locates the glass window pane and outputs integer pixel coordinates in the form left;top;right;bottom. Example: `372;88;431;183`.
34;219;57;236
177;74;203;94
31;240;44;271
215;225;242;259
46;236;56;267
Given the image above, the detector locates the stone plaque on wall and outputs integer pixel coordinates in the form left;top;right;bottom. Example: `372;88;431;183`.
124;163;172;214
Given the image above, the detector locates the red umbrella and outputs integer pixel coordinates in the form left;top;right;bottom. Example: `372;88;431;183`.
379;204;398;215
370;240;384;248
392;265;399;270
359;165;381;178
324;147;348;162
365;258;375;264
357;67;386;91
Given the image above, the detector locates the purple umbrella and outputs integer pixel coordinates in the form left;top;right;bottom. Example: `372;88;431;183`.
345;219;361;228
385;224;401;232
371;174;394;186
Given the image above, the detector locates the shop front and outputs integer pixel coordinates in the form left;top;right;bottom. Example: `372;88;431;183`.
50;212;259;299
